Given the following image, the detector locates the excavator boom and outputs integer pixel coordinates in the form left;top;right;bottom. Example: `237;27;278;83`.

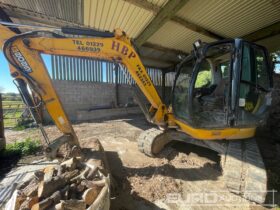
0;23;168;157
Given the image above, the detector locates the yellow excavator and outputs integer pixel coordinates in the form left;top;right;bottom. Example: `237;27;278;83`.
0;19;273;204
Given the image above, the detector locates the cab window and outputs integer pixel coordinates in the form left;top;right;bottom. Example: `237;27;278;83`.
238;43;271;126
173;58;195;123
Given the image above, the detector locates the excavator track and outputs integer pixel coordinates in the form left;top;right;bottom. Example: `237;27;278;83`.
221;138;267;204
138;128;267;203
137;128;169;157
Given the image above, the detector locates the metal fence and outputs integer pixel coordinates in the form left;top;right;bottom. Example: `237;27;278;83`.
51;55;165;86
2;102;27;128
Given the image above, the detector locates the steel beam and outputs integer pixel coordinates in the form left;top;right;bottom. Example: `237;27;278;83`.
129;0;224;42
0;7;21;33
123;0;160;13
142;42;187;56
171;16;224;40
135;0;190;46
242;21;280;42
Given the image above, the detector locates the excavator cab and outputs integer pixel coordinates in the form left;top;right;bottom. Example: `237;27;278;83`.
173;39;273;130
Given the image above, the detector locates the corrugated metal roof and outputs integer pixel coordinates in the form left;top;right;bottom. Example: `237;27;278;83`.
0;0;83;23
0;0;279;60
147;0;280;53
83;0;168;38
176;0;280;38
148;21;216;52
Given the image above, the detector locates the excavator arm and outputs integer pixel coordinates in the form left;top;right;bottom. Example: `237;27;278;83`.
1;21;257;147
0;24;168;157
0;25;82;157
1;25;168;121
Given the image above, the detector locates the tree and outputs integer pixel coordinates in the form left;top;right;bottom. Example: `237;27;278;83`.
271;51;280;64
271;51;280;73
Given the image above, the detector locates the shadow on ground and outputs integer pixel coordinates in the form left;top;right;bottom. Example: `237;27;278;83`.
0;154;21;180
106;151;166;210
106;141;222;210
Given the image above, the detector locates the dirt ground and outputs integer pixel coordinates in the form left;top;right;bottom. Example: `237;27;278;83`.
3;114;280;210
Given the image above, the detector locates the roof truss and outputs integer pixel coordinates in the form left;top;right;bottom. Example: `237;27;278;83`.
128;0;224;41
135;0;190;46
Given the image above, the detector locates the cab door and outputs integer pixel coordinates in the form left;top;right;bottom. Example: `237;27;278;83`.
172;57;195;125
236;42;273;126
173;41;234;129
188;42;233;128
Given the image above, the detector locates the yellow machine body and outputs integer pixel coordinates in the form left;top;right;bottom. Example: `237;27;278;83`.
0;24;256;143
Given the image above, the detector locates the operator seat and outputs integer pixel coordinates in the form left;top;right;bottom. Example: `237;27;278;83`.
211;78;227;97
201;78;228;110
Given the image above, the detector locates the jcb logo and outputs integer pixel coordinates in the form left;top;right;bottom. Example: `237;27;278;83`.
11;46;32;73
111;41;136;59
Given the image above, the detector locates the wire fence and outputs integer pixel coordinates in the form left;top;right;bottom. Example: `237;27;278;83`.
2;102;27;128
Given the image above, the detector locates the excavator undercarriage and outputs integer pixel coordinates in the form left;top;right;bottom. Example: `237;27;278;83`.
138;128;267;204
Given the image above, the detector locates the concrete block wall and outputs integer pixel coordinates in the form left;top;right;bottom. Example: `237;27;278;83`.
49;80;172;121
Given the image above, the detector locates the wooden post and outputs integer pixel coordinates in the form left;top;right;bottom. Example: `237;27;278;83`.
0;94;6;151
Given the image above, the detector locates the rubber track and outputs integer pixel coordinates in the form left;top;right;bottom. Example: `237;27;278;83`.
222;138;267;203
137;128;164;157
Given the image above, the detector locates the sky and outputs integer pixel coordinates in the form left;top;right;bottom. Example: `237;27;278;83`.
0;52;51;93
